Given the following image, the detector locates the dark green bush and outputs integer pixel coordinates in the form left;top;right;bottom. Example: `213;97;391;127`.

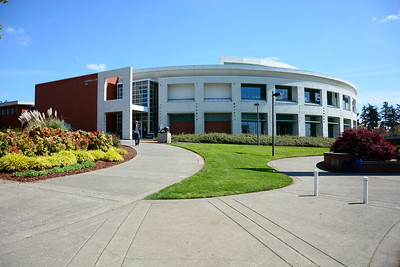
172;133;334;148
12;161;96;178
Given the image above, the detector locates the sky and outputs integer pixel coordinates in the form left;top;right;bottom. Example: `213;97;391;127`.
0;0;399;114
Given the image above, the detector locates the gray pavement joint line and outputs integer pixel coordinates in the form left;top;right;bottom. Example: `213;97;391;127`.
65;218;108;267
120;202;152;267
207;199;294;267
232;198;347;267
93;201;139;266
1;200;136;247
368;218;400;267
219;198;318;266
23;182;129;202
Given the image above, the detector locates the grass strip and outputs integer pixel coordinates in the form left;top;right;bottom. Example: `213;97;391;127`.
146;143;328;199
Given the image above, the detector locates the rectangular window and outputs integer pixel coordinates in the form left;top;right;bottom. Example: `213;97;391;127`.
352;99;356;113
343;95;350;110
168;83;195;102
276;114;297;135
275;85;293;101
343;118;352;130
327;91;338;107
304;88;321;104
204;83;232;101
117;83;123;99
241;113;267;134
328;117;340;138
241;84;266;100
305;116;321;137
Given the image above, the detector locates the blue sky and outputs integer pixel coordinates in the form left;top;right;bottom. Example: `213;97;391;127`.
0;0;399;113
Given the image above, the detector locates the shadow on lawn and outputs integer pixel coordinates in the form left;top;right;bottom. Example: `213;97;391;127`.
237;167;278;173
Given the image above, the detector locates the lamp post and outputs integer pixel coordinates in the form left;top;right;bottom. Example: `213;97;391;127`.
272;91;281;156
254;101;260;145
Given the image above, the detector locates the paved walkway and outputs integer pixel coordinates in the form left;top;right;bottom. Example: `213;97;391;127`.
0;142;399;266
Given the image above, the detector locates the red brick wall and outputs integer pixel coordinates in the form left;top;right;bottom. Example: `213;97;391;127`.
0;104;32;129
205;121;231;134
35;73;98;131
170;122;195;134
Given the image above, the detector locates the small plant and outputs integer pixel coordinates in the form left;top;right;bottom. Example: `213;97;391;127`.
103;149;124;162
72;150;95;163
330;129;395;161
89;150;106;160
12;161;96;178
114;147;128;155
19;108;71;131
0;153;30;172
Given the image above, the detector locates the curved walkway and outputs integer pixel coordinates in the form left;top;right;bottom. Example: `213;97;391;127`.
0;143;399;266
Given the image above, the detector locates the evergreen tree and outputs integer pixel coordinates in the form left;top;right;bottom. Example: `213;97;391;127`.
360;104;379;130
380;101;397;130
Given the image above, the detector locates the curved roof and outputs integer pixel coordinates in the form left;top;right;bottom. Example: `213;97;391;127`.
132;58;357;95
220;56;298;70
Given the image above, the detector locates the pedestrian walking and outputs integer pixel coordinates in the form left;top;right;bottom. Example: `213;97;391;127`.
134;121;140;146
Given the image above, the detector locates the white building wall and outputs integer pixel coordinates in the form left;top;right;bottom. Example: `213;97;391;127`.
97;67;133;140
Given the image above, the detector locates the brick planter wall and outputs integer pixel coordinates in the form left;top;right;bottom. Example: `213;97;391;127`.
324;152;400;173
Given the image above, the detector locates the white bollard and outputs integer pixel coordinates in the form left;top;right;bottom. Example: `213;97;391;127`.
314;169;319;196
363;177;368;204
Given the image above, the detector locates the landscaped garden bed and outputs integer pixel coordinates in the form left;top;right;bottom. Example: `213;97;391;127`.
0;124;137;182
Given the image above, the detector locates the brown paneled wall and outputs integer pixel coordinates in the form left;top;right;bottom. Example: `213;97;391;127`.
170;122;195;134
35;73;98;131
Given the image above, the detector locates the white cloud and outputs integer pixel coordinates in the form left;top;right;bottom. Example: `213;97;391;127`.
265;57;280;61
5;26;30;46
372;17;378;21
74;55;85;62
376;10;400;23
16;35;31;46
87;63;106;71
5;26;24;34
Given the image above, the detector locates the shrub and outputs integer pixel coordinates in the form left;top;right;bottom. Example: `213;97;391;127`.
89;150;106;160
114;147;128;155
82;161;96;168
51;151;77;166
72;150;95;163
330;129;395;161
27;156;53;171
11;161;96;178
103;149;124;162
0;153;30;172
172;133;334;148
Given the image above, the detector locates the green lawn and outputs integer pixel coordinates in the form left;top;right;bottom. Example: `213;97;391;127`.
145;143;328;199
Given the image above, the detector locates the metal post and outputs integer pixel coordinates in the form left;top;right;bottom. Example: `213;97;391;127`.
256;102;260;146
272;93;275;156
314;169;319;196
363;176;368;204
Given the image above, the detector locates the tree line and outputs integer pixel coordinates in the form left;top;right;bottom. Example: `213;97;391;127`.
360;101;400;135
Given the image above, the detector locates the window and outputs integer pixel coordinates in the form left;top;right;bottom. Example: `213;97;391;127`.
168;83;195;102
328;117;340;138
241;84;266;100
275;85;293;101
117;83;123;99
305;116;321;137
241;113;267;134
204;83;232;101
352;99;356;113
343;95;350;110
276;114;297;135
343;118;351;130
327;91;338;107
304;88;321;104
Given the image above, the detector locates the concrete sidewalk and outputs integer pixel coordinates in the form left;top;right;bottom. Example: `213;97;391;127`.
0;143;399;266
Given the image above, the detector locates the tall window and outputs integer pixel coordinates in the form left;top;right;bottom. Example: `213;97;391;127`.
304;88;321;104
117;83;123;99
241;113;267;134
327;91;338;107
352;99;356;112
241;84;266;100
305;116;321;137
276;114;297;135
275;85;293;101
343;95;350;110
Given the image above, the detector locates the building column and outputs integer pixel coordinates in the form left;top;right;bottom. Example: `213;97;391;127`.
194;82;204;134
232;82;241;134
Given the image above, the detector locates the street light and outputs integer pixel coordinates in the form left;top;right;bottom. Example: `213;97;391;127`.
272;91;282;156
254;101;260;145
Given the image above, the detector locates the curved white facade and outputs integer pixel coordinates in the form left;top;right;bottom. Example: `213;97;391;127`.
97;57;357;139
